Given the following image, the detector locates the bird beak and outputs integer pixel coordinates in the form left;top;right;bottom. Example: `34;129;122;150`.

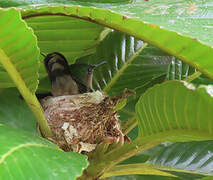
93;61;107;69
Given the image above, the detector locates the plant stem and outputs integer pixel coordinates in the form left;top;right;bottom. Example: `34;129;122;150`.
184;71;202;83
102;163;177;178
100;138;160;172
79;137;161;179
0;49;52;137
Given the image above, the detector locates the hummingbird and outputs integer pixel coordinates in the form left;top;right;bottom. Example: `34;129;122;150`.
44;52;79;97
69;61;107;93
36;52;106;99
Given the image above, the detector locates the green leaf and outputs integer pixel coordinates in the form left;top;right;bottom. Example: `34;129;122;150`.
77;31;169;96
0;8;39;92
0;125;88;180
0;88;36;134
104;142;213;179
14;2;213;79
24;15;106;77
120;143;170;165
136;80;213;141
148;141;213;177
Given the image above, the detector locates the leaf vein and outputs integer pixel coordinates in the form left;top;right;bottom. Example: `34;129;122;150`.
0;143;49;164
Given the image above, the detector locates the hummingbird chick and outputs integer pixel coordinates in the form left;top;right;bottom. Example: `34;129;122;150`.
69;61;107;93
44;52;79;97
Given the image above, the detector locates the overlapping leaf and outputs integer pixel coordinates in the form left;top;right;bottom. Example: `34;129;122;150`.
0;8;39;92
106;141;213;179
136;81;213;141
0;125;88;180
11;1;213;80
148;141;213;177
25;15;105;77
76;31;170;96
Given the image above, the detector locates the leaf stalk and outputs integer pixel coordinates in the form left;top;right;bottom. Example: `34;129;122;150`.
0;49;52;137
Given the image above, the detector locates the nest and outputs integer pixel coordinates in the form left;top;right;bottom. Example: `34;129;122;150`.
40;91;124;153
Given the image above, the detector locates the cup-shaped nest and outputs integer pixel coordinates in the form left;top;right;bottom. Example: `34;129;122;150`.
40;91;124;153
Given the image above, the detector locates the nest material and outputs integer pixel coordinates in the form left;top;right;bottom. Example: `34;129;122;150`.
40;91;124;152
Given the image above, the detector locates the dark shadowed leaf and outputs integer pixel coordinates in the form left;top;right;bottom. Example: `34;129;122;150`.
148;141;213;178
0;88;36;134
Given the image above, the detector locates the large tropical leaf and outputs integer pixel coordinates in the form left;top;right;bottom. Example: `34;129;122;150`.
101;142;210;179
103;141;213;179
0;8;39;92
25;15;106;77
0;125;88;180
8;0;213;80
136;80;213;141
148;141;213;178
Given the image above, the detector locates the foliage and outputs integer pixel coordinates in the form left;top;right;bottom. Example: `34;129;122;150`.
0;1;213;180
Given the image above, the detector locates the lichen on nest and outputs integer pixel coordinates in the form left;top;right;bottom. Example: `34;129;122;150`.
40;91;124;153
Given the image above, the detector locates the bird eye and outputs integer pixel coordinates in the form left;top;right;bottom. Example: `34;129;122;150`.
88;68;93;74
